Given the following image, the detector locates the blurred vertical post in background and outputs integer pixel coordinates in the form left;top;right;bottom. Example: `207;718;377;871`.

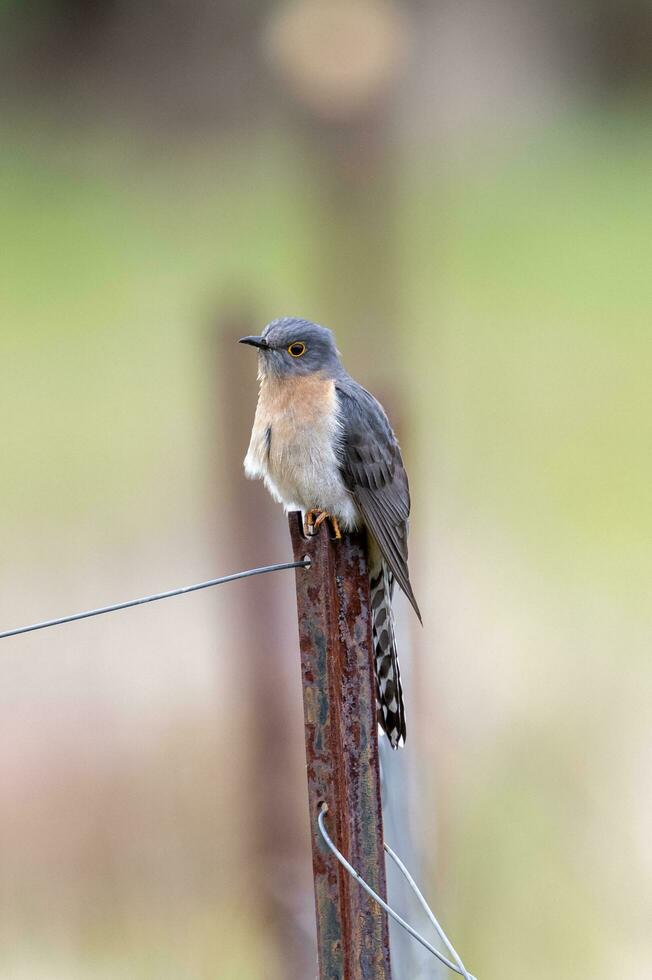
264;0;407;353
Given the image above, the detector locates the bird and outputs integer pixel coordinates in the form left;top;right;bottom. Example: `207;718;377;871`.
240;317;421;748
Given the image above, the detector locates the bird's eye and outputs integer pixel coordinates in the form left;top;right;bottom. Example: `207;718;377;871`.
288;342;306;357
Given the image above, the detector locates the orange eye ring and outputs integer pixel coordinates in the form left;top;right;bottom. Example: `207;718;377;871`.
288;342;306;357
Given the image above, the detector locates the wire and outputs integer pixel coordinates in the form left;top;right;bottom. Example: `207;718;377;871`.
317;805;476;980
384;841;473;980
0;559;311;641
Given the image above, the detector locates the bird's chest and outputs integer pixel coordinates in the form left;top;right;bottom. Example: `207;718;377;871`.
245;375;342;506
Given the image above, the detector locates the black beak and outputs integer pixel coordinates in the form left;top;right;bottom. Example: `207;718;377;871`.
239;335;269;350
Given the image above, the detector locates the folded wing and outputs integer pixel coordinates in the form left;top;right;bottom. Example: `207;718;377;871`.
336;379;422;623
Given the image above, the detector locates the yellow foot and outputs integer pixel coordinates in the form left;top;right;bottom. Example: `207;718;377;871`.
305;509;343;540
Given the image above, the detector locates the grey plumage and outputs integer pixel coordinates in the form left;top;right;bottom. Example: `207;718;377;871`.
241;317;420;749
335;376;421;624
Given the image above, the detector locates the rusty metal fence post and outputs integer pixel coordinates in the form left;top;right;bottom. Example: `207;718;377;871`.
289;512;392;979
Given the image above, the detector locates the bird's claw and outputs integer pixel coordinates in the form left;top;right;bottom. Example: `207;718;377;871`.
305;509;342;540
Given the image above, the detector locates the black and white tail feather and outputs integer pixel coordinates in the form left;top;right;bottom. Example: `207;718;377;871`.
370;559;406;749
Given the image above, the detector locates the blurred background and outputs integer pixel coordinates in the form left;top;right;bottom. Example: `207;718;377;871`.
1;1;651;977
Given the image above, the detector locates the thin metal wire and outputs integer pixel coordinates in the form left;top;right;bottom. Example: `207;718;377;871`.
317;805;476;980
384;841;473;980
0;559;311;641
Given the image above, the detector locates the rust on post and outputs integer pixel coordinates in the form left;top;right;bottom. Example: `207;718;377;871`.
289;512;392;979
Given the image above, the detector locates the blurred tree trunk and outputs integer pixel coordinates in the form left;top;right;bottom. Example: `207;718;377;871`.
303;114;401;371
589;0;652;93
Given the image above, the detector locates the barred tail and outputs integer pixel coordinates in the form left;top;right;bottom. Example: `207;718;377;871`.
370;560;406;749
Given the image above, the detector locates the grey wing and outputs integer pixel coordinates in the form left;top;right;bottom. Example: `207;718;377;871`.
336;379;422;623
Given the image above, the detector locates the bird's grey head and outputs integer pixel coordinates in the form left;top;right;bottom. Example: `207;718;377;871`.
239;317;341;379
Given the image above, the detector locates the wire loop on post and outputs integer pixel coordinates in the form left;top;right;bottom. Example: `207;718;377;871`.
317;805;476;980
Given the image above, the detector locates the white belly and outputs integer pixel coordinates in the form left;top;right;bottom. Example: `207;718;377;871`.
244;374;360;530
